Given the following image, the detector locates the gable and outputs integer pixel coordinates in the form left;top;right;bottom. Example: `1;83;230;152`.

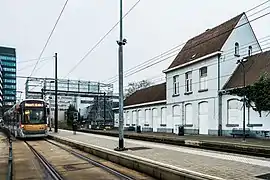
166;13;243;71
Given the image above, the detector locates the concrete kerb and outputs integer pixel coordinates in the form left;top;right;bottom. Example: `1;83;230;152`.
48;135;224;180
77;129;270;158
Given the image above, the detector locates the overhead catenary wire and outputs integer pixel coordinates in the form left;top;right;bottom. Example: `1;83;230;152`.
17;56;53;64
21;1;270;94
106;10;270;84
18;58;54;72
63;0;142;78
104;3;270;83
109;35;270;84
245;0;270;13
114;44;270;90
29;0;69;77
118;49;270;94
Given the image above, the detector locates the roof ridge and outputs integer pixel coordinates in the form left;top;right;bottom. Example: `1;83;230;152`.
167;13;244;70
187;13;244;43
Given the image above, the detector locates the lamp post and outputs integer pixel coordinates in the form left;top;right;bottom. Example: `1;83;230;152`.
115;0;127;151
236;58;248;142
48;80;54;132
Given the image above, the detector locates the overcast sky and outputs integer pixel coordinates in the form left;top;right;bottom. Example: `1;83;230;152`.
0;0;269;96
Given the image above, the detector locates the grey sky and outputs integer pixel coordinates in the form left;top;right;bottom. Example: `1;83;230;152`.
0;0;269;95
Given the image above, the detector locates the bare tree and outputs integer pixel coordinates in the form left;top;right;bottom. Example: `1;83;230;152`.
124;80;152;99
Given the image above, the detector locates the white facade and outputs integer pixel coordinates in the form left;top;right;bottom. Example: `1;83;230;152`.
114;101;174;133
114;14;270;136
219;14;261;88
164;13;263;135
222;95;270;136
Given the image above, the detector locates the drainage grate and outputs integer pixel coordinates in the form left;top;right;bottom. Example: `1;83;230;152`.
128;147;151;151
256;173;270;179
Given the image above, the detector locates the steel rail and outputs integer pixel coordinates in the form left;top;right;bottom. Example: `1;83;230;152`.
24;141;64;180
45;139;134;180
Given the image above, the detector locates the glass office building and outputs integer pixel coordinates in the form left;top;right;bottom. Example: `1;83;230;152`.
0;46;16;110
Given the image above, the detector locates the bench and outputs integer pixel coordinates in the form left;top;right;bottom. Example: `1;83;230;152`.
127;126;135;131
262;131;270;138
231;128;251;138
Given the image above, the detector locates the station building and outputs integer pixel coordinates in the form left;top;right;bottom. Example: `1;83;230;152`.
114;13;270;137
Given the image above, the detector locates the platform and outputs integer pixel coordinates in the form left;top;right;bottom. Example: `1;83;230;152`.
50;129;270;180
0;133;8;180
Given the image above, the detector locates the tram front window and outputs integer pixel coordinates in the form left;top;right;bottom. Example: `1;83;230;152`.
23;108;45;124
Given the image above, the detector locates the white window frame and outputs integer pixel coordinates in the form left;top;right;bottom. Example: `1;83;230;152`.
132;110;136;126
152;108;158;125
126;111;130;126
227;99;241;125
173;75;179;95
145;109;150;126
199;67;207;90
161;107;167;125
185;71;192;93
185;103;193;125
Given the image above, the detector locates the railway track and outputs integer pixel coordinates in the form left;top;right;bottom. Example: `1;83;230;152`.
20;139;153;180
44;139;133;180
25;141;64;180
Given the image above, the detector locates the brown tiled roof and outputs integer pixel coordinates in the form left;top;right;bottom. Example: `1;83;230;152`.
167;13;244;70
224;50;270;89
124;83;166;107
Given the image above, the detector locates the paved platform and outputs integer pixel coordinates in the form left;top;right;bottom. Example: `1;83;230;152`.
50;129;270;180
82;129;270;147
0;133;8;180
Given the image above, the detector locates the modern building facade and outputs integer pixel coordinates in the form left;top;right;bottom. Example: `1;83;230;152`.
0;46;16;111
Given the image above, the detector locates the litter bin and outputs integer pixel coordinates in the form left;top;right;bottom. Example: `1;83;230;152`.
137;125;141;133
178;125;184;136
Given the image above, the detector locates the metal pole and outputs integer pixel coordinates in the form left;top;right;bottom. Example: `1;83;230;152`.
49;97;52;131
242;63;246;141
115;0;125;151
54;53;58;133
104;92;106;126
217;54;222;136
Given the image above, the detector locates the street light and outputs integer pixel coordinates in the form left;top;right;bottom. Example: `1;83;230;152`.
48;80;54;132
236;58;248;142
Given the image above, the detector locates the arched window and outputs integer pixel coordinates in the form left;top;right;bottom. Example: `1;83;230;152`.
138;110;143;125
173;105;181;125
132;111;136;126
152;108;158;125
145;109;150;125
172;105;181;117
248;46;252;56
161;107;167;125
126;111;130;125
185;104;193;124
227;99;241;124
235;42;239;56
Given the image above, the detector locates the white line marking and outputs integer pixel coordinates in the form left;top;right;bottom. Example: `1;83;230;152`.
57;129;270;168
52;135;225;180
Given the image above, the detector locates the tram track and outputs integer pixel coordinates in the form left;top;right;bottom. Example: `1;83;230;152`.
19;139;152;180
44;139;134;180
24;141;64;180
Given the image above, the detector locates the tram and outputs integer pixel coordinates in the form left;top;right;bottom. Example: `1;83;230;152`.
3;99;48;138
